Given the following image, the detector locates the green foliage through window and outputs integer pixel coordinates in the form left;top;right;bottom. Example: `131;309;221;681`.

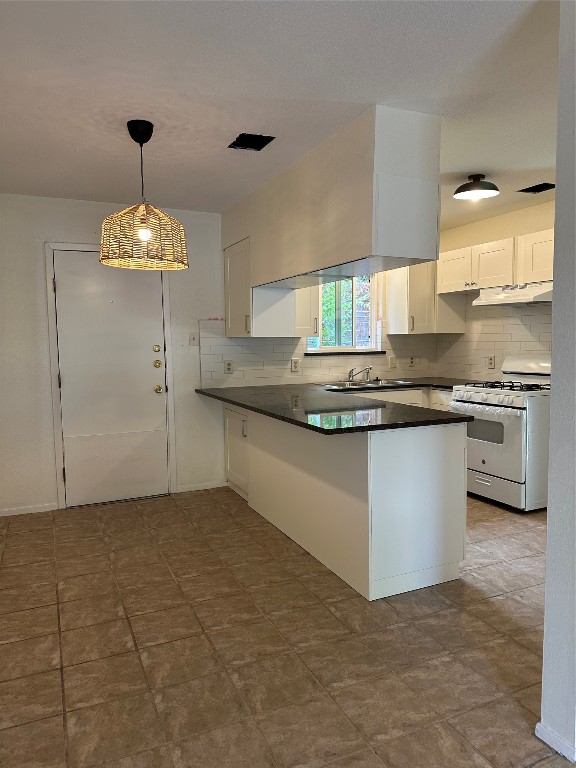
307;276;373;351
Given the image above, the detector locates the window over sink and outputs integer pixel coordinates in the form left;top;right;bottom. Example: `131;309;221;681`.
307;275;376;352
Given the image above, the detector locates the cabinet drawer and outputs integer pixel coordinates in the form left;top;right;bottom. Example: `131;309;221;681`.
362;389;424;406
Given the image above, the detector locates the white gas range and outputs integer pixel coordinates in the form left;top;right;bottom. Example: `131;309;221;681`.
450;354;551;512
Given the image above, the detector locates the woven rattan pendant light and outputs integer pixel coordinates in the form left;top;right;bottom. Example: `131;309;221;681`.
100;120;188;270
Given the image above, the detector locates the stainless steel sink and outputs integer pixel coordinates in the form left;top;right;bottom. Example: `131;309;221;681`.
324;379;414;391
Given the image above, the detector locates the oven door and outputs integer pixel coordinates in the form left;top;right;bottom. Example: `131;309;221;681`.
450;401;526;483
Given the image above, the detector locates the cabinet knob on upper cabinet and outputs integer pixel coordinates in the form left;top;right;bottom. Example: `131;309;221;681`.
465;282;470;287
153;360;163;368
154;385;163;394
153;345;161;352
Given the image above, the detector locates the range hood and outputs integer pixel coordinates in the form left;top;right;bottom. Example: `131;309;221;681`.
472;282;553;307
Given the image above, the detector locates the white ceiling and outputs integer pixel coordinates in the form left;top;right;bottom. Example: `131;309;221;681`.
0;1;558;229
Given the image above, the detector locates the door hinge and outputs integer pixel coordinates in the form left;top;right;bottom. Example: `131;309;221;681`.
52;277;56;293
62;467;66;482
58;373;62;389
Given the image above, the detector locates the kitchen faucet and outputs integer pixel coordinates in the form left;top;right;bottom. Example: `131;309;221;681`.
348;366;372;382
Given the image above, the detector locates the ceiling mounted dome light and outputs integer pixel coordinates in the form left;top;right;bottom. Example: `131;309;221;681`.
453;174;500;201
100;120;188;270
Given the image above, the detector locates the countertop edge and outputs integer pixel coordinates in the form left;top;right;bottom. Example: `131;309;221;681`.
195;387;473;435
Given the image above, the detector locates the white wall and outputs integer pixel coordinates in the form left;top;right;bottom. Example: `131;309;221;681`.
537;0;576;760
0;193;225;514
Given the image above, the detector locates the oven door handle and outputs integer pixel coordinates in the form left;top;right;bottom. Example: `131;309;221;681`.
450;401;524;418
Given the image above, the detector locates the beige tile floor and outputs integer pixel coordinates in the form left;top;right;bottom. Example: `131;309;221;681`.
0;489;569;768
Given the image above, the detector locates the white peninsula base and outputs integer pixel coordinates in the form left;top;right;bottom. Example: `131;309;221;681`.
246;412;467;600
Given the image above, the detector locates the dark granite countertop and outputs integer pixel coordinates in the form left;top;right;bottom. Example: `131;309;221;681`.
195;383;473;436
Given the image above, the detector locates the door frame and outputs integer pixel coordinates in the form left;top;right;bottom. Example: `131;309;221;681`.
45;242;178;508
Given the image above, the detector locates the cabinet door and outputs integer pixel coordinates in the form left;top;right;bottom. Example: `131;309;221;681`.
516;229;554;283
471;238;514;289
362;389;424;406
428;389;453;411
224;239;251;337
408;261;435;334
295;285;320;338
224;407;249;498
437;247;472;293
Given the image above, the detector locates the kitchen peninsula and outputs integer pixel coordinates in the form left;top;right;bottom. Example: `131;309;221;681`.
197;384;472;601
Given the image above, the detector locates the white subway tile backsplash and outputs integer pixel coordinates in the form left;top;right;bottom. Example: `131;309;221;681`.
199;299;552;389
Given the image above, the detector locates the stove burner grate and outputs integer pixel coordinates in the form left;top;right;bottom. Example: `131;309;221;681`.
465;380;550;392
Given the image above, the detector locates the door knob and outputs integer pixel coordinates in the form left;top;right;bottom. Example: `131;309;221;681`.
153;345;161;352
154;385;163;393
153;360;162;368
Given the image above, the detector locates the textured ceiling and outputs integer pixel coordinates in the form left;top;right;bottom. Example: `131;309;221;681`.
0;1;558;228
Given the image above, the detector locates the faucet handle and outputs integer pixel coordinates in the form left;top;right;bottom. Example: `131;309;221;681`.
348;367;356;381
365;366;373;381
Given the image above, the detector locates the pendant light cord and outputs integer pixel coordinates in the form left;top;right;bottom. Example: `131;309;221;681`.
140;143;145;201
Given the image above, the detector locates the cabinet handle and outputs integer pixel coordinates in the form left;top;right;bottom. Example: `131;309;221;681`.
241;420;247;438
244;315;250;334
410;315;415;332
313;317;318;335
465;282;470;287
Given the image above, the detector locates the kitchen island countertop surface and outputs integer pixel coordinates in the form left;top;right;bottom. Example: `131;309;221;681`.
196;380;474;435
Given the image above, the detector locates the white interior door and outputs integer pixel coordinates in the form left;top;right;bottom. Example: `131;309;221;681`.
54;250;169;506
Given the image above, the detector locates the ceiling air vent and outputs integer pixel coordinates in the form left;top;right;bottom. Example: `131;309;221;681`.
517;182;556;194
228;133;275;151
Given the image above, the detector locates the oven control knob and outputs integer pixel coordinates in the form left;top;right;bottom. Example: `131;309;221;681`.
480;393;488;402
506;396;513;405
497;395;505;404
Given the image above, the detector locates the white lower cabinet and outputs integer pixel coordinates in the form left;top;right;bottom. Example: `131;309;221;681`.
362;389;424;407
426;389;454;411
224;406;249;499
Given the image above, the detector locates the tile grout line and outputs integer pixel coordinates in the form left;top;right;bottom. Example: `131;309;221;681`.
97;503;179;768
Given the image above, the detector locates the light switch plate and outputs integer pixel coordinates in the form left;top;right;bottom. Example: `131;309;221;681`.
224;361;233;374
389;356;397;370
291;358;300;373
488;355;496;369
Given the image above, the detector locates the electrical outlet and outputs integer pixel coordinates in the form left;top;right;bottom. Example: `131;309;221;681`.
488;355;496;369
291;394;301;409
409;356;416;368
291;358;300;373
189;331;198;346
224;360;233;374
388;356;397;370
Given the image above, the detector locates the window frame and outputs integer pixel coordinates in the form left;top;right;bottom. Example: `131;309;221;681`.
307;275;379;353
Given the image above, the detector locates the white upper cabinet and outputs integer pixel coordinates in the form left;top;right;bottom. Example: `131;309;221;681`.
295;285;320;338
471;238;515;289
224;238;251;337
516;229;554;283
438;238;515;293
437;247;473;293
224;238;297;338
386;262;465;335
222;106;441;287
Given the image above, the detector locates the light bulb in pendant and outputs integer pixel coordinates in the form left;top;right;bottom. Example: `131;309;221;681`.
138;228;152;242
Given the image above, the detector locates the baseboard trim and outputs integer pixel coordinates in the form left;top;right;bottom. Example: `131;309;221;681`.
536;721;576;762
174;481;228;494
0;502;59;518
